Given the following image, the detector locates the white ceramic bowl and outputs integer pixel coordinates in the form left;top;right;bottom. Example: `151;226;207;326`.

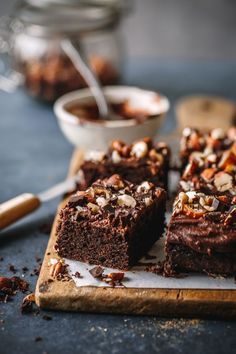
54;86;170;150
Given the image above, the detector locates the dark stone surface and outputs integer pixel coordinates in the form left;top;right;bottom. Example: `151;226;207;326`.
1;59;236;354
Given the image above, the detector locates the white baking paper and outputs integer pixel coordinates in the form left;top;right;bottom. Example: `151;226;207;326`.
65;231;236;290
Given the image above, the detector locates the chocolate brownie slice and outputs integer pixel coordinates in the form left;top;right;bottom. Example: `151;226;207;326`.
166;190;236;275
56;174;166;270
78;138;170;190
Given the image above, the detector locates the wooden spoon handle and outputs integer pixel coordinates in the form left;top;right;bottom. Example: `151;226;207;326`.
0;193;40;230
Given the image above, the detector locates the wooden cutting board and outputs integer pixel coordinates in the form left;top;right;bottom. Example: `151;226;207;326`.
35;148;236;318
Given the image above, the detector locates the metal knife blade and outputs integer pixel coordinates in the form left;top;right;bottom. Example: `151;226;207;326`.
38;175;80;202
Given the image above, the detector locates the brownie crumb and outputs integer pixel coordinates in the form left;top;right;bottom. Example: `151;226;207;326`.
21;294;35;314
88;268;125;287
35;336;43;342
8;264;17;274
147;261;181;278
0;276;29;304
42;315;52;321
22;267;29;273
73;271;81;278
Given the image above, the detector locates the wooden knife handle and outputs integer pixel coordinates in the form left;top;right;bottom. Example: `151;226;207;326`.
0;193;41;230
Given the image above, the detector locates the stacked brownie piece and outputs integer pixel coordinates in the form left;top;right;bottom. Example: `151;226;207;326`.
166;127;236;276
78;137;170;190
56;175;166;269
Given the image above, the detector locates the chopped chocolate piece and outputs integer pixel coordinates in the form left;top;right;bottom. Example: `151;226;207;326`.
21;298;34;314
56;175;166;269
78;138;170;191
35;336;43;342
8;264;17;273
89;266;104;279
73;271;81;278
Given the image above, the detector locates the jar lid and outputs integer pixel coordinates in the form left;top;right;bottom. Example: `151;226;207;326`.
14;0;126;36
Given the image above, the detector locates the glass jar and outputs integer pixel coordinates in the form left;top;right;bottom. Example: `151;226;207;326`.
1;0;129;102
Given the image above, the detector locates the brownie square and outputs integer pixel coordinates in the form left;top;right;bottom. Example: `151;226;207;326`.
166;191;236;276
78;138;170;191
56;174;166;270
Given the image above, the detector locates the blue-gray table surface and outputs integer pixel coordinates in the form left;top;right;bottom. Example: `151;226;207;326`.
0;58;236;354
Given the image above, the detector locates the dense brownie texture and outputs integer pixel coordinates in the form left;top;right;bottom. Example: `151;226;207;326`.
180;127;236;170
56;175;166;270
78;138;170;191
166;190;236;276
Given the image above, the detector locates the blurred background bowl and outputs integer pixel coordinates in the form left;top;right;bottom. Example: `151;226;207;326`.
54;85;170;150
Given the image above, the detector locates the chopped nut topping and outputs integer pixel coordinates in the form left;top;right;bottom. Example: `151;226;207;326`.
107;272;124;281
211;128;225;140
110;140;124;153
173;191;220;218
182;127;192;137
137;181;152;193
201;168;217;181
84;150;105;162
131;141;148;158
111;150;122;163
49;260;64;278
149;149;164;163
224;207;236;225
49;258;59;265
182;160;198;178
179;180;191;192
117;194;136;208
87;202;99;213
206;153;217;163
76;206;84;212
144;197;152;206
106;174;125;189
96;196;107;207
218;145;236;170
214;172;233;192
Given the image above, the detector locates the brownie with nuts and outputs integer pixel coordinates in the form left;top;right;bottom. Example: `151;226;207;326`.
56;174;166;270
180;127;236;170
165;190;236;275
78;138;170;191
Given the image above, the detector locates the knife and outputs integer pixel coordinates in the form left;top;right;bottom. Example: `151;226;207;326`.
0;175;80;230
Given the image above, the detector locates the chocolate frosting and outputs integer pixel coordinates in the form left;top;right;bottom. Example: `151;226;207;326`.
167;214;236;254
